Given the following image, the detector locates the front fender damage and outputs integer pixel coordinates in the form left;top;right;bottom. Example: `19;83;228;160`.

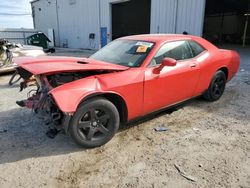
16;67;119;138
16;73;64;137
49;76;101;113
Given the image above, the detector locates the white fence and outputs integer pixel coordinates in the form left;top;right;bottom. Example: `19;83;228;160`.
0;28;38;45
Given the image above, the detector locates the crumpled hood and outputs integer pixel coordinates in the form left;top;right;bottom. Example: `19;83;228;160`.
14;56;129;75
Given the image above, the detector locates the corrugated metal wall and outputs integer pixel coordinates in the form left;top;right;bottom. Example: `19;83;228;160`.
32;0;100;49
0;29;38;44
32;0;206;49
150;0;177;33
175;0;206;36
31;0;60;46
102;0;205;41
150;0;206;36
57;0;100;49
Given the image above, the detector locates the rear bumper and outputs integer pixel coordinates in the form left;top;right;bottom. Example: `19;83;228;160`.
227;50;240;81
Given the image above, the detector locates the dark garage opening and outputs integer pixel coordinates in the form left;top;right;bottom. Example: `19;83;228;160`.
111;0;151;40
203;0;250;46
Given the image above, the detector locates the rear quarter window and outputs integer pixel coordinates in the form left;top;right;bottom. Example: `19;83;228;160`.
188;40;206;57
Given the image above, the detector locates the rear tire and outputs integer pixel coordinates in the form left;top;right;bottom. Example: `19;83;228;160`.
69;97;120;148
203;70;226;102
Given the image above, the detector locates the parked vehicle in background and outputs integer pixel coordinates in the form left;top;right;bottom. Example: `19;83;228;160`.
14;34;240;148
0;39;46;74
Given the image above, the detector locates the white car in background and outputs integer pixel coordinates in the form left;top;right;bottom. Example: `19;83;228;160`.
0;40;46;73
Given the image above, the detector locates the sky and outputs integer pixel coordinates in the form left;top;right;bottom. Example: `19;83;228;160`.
0;0;33;29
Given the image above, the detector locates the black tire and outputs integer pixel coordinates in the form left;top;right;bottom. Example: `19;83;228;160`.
203;70;226;101
8;71;22;86
69;97;120;148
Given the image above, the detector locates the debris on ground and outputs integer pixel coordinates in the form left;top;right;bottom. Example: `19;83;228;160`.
192;128;200;132
154;125;169;132
174;164;197;182
0;129;7;133
46;128;60;139
244;81;250;85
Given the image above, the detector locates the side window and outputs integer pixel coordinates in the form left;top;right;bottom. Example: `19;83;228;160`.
151;41;193;65
188;40;205;57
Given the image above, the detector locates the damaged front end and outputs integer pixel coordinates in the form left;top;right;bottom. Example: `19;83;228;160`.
14;56;129;139
16;67;65;137
15;66;116;138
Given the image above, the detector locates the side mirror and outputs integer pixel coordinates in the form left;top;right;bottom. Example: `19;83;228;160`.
154;58;177;73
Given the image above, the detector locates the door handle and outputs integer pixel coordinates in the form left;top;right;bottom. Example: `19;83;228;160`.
190;63;197;68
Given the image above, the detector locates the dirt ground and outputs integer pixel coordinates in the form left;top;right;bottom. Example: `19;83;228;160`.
0;46;249;188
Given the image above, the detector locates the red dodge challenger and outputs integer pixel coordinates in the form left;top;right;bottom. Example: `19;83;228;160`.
15;34;240;148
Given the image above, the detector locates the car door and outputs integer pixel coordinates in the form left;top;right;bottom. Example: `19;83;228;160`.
143;40;200;114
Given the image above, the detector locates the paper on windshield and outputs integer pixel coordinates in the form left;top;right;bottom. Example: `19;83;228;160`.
136;45;148;53
135;41;153;53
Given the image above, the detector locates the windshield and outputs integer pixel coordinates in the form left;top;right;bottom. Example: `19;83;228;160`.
90;40;154;67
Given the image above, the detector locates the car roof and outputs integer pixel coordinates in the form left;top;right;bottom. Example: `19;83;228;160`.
120;34;217;50
120;34;199;43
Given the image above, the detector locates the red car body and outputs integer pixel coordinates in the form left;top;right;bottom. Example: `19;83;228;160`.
15;34;240;147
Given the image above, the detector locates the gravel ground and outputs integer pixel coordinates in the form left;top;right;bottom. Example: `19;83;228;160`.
0;46;249;188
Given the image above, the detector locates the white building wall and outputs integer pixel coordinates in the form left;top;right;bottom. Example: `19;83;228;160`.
101;0;205;43
150;0;177;34
31;0;60;46
175;0;206;36
32;0;206;49
151;0;206;36
57;0;100;49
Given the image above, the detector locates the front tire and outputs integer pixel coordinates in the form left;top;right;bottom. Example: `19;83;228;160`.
69;97;120;148
203;70;226;101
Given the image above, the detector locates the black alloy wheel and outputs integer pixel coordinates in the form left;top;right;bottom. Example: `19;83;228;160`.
203;70;226;101
69;97;119;148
